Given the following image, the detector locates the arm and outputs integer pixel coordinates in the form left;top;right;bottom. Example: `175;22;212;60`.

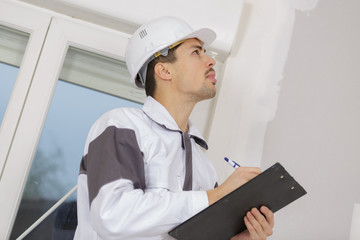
84;126;208;239
90;180;208;239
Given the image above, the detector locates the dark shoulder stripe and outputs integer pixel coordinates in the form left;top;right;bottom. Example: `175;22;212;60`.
85;126;146;205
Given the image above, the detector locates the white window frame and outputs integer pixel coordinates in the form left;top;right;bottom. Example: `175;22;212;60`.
0;2;51;238
0;0;51;178
0;3;132;239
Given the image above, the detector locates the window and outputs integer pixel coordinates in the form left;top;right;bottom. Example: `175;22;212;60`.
11;47;142;239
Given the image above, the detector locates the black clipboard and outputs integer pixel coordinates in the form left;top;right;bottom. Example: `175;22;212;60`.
168;162;307;240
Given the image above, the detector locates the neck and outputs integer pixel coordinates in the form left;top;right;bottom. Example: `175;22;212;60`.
153;94;195;133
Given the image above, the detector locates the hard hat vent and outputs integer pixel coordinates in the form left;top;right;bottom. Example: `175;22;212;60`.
139;29;147;39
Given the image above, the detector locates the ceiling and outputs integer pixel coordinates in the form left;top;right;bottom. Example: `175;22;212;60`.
19;0;244;59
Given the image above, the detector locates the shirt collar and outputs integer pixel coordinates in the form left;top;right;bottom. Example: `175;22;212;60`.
142;96;208;149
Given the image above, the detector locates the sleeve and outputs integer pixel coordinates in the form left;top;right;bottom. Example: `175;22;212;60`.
83;125;209;239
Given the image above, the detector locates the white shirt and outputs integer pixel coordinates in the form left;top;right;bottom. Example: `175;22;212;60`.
74;96;217;240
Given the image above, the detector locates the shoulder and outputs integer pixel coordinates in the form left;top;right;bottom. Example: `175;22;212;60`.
96;107;143;128
86;107;155;144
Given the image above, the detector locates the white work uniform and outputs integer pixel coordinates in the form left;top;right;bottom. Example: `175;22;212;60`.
74;96;218;240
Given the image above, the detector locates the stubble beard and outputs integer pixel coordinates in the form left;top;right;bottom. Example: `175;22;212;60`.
191;83;216;103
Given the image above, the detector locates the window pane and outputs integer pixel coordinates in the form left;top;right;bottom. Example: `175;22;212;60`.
60;47;146;103
0;25;29;67
0;25;29;128
11;54;142;239
13;191;77;240
0;63;18;126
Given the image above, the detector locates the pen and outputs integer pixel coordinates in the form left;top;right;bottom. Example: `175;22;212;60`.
224;157;240;168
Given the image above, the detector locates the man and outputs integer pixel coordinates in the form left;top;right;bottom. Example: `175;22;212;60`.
74;16;274;240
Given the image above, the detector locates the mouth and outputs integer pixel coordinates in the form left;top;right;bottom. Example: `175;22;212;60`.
205;70;217;84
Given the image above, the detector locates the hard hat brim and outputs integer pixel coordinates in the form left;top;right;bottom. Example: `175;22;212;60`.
182;28;217;49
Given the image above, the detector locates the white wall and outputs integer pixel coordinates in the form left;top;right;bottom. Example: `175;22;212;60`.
207;0;318;182
262;0;360;239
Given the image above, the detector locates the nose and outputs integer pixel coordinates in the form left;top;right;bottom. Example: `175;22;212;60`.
206;54;216;68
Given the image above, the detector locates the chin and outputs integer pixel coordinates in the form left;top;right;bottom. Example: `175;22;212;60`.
200;89;216;101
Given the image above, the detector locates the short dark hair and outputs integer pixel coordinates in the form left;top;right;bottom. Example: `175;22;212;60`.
145;45;180;97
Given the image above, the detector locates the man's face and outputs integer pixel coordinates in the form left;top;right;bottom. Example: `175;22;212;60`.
169;38;217;102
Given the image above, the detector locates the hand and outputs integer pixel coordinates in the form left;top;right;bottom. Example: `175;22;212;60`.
207;166;261;205
231;206;274;240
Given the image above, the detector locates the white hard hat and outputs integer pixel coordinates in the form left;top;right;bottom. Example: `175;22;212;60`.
125;16;217;88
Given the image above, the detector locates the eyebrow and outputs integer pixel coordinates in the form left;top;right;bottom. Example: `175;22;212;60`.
189;44;206;53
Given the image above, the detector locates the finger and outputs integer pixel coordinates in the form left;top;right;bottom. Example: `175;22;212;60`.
251;208;273;236
260;206;275;228
244;215;260;240
246;211;267;240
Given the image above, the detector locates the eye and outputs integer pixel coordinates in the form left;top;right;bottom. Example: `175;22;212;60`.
193;50;200;55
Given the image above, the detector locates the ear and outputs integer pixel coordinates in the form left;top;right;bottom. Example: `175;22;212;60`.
154;62;172;81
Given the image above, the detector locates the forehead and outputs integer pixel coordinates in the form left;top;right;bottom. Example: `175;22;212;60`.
178;38;204;50
185;38;204;45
